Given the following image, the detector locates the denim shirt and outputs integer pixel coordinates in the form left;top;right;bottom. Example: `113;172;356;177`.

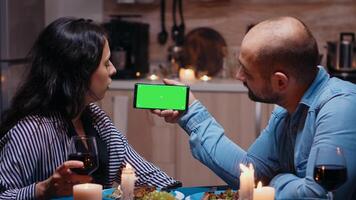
179;67;356;199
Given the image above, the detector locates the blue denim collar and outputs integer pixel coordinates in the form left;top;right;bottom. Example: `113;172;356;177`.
299;66;330;107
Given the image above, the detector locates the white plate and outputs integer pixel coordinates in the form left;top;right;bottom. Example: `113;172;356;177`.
172;191;184;200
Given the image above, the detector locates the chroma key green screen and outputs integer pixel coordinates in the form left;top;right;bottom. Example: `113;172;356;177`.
134;83;189;111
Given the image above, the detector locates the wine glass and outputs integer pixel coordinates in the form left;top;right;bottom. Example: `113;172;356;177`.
68;135;99;175
313;146;347;200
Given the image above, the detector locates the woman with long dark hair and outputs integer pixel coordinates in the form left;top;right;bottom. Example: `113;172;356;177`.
0;17;179;199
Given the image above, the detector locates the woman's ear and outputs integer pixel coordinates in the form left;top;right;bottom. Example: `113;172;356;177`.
271;71;289;92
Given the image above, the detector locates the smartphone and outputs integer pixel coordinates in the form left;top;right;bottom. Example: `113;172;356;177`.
133;83;190;111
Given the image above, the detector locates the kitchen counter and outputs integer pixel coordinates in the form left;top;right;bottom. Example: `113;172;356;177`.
109;78;247;92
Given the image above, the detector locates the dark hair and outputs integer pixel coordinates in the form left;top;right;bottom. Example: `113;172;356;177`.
182;27;227;77
255;17;319;83
0;17;107;136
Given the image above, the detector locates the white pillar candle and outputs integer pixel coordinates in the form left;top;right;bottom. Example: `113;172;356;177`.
239;163;255;200
253;181;275;200
179;68;196;82
121;163;137;200
73;183;102;200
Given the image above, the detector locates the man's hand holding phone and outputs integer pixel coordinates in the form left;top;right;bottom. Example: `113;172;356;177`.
149;79;196;123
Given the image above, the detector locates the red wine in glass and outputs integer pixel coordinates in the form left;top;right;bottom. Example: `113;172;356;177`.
313;146;347;200
68;152;98;175
314;164;347;191
68;136;99;175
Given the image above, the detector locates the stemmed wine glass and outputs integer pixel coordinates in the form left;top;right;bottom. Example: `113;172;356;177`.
68;135;99;175
313;146;347;200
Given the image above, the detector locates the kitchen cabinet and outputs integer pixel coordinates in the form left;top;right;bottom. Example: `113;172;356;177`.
99;79;274;186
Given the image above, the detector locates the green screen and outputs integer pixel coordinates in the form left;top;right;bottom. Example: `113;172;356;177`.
135;84;188;110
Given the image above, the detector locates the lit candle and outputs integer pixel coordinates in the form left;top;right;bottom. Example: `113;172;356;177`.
121;163;137;200
148;74;159;81
253;181;275;200
73;183;102;200
199;75;212;81
239;163;255;200
179;68;196;82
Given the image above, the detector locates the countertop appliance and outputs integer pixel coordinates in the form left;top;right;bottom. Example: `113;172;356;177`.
0;0;44;116
103;18;149;79
326;32;356;83
327;32;356;72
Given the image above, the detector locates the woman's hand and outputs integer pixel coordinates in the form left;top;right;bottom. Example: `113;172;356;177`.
35;161;92;199
150;78;196;123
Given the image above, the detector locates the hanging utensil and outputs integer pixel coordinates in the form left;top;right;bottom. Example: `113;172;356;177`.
177;0;185;45
171;0;185;46
157;0;168;45
171;0;180;43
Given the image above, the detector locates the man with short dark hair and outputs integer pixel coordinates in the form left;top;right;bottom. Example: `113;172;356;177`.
153;16;356;199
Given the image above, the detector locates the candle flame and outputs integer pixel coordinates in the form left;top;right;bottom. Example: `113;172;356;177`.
257;181;262;189
122;163;136;176
249;163;254;171
125;163;133;169
240;163;249;173
199;75;211;81
240;163;254;173
148;74;159;80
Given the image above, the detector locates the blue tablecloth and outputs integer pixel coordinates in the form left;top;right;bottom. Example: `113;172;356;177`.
52;185;328;200
52;185;230;200
175;185;230;196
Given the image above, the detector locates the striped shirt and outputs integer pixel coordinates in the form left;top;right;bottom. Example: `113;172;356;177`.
0;104;177;199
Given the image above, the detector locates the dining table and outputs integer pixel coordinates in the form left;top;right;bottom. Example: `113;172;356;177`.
52;185;231;200
52;185;328;200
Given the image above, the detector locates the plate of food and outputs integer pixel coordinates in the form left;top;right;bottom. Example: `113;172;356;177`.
52;185;184;200
185;189;238;200
104;185;184;200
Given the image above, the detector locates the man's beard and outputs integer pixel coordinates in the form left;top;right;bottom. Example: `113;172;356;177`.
244;83;280;104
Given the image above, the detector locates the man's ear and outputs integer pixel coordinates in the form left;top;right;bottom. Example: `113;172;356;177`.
271;71;289;91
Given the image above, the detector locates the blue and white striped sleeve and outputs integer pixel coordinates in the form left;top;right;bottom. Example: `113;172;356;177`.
89;104;179;188
0;127;38;200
